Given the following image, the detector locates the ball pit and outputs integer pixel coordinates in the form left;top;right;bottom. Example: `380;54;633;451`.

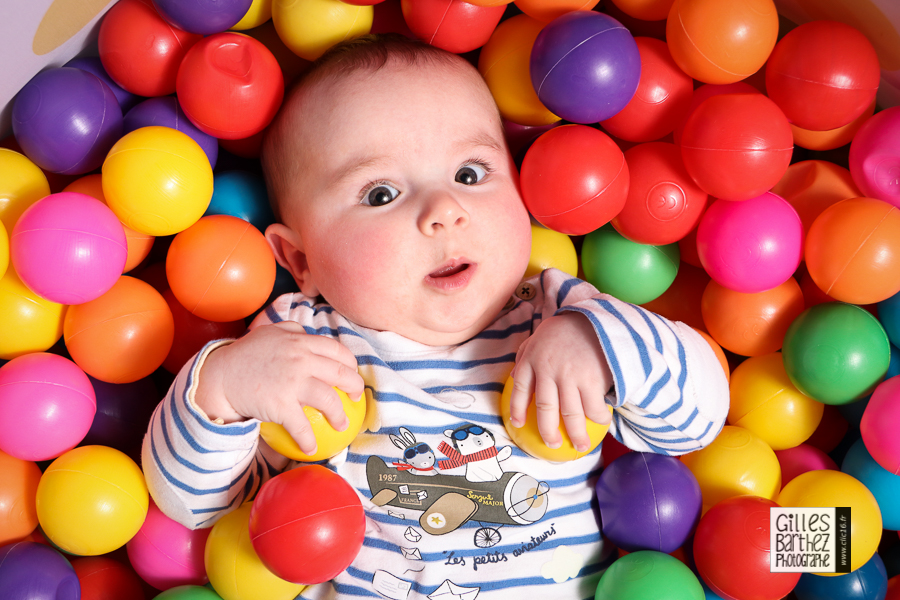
0;449;41;546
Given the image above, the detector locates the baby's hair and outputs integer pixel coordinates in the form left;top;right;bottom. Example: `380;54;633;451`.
261;34;470;223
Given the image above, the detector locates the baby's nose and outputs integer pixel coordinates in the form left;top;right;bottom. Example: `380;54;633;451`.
418;190;470;234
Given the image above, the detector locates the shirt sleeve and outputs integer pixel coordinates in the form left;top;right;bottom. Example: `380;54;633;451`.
537;268;730;456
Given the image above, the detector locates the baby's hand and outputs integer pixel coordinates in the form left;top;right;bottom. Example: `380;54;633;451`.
194;321;365;455
509;312;613;453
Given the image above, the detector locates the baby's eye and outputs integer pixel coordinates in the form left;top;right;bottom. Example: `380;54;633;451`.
455;163;488;186
362;183;399;207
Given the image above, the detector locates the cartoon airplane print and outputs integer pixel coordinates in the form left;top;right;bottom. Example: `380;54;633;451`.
367;424;550;547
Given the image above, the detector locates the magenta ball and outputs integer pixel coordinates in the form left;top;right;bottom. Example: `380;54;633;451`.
0;353;96;461
774;443;838;487
696;192;803;293
860;375;900;475
11;192;127;305
849;105;900;209
126;499;211;590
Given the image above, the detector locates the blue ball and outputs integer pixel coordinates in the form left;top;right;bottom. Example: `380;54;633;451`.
842;438;900;530
206;171;275;232
793;552;887;600
152;0;253;35
889;344;900;380
124;96;218;169
879;291;900;347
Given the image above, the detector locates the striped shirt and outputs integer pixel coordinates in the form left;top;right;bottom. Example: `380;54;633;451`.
143;269;728;600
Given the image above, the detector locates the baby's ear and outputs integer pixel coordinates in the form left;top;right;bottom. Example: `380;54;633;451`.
265;223;320;298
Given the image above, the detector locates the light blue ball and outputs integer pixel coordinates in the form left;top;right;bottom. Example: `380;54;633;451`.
842;438;900;531
206;171;275;233
793;552;887;600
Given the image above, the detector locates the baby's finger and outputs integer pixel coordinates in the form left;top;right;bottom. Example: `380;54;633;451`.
300;380;350;433
303;333;360;372
280;408;318;456
508;365;536;428
582;384;612;426
533;376;562;449
558;383;590;453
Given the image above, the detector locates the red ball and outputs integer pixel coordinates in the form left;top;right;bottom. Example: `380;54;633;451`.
72;556;146;600
672;82;760;146
249;465;365;585
766;21;880;132
176;32;285;140
98;0;203;97
401;0;505;54
520;124;629;235
680;93;793;201
693;495;801;600
161;289;246;374
612;142;708;245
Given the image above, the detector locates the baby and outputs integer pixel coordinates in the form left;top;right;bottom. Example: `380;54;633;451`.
144;34;729;600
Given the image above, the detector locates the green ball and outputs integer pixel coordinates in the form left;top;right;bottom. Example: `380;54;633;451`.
154;586;223;600
782;302;890;405
581;225;679;305
595;550;704;600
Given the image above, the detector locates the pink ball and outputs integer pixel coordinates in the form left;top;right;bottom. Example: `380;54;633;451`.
860;375;900;474
849;105;900;208
696;192;803;293
126;499;210;590
774;443;838;487
11;192;127;305
0;353;96;461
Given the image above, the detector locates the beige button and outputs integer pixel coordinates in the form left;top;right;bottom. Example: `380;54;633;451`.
516;282;537;300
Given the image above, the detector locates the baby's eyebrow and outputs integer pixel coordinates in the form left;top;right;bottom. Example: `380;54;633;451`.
453;131;506;156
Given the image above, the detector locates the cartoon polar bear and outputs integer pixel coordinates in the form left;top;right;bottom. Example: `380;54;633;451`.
438;424;512;482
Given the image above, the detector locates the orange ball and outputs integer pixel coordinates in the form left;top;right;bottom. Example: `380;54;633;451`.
64;276;175;383
770;160;863;236
696;328;730;383
513;0;600;22
609;0;674;21
161;289;247;374
641;262;710;333
701;277;806;357
791;100;876;152
805;197;900;305
167;215;276;322
666;0;779;84
0;449;41;546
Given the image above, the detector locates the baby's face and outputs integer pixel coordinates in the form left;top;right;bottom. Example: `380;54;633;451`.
283;61;532;345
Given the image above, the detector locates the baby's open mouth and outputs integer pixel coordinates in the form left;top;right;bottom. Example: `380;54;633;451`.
429;263;471;278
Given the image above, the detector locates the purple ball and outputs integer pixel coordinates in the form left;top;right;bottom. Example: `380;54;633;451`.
530;11;641;124
12;67;123;175
81;375;160;463
124;96;219;169
65;56;142;112
152;0;254;35
596;451;701;553
0;542;80;600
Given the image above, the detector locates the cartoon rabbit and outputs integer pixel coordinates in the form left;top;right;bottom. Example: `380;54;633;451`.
389;427;438;476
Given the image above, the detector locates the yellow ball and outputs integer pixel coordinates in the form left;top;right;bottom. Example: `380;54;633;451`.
499;376;612;462
0;220;8;280
36;445;149;556
272;0;373;61
0;148;50;232
524;224;578;280
102;126;213;236
206;502;306;600
260;387;366;461
232;0;273;30
0;267;66;360
778;470;882;574
680;425;781;514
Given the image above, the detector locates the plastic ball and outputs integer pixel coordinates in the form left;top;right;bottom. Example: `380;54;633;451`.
259;387;366;462
595;550;705;600
881;291;900;348
154;586;223;600
12;67;123;175
805;405;850;455
72;556;147;600
249;465;365;584
842;438;900;531
766;21;880;132
700;277;805;357
98;0;203;97
805;197;900;305
103;126;214;237
0;542;80;600
272;0;373;61
80;375;159;462
600;38;693;143
0;353;96;462
520;125;629;235
861;375;900;475
680;425;782;513
596;452;701;553
0;220;7;280
792;100;876;152
794;552;887;600
524;225;578;280
608;0;674;21
499;375;612;462
206;171;276;232
233;0;274;29
778;470;882;573
680;94;793;201
36;445;149;556
176;32;284;140
671;82;760;147
849;106;900;209
696;329;731;383
696;193;803;294
126;499;211;590
0;268;66;360
65;56;140;112
11;192;127;305
692;495;800;600
530;11;640;124
64;275;175;384
152;0;253;34
0;449;42;546
640;262;710;333
123;97;219;169
205;502;306;600
514;0;599;22
166;215;276;322
774;443;838;487
770;160;863;236
581;225;680;305
666;0;778;85
782;302;890;405
402;0;504;55
612;142;708;245
0;148;50;231
477;14;558;127
728;353;824;451
162;289;247;374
